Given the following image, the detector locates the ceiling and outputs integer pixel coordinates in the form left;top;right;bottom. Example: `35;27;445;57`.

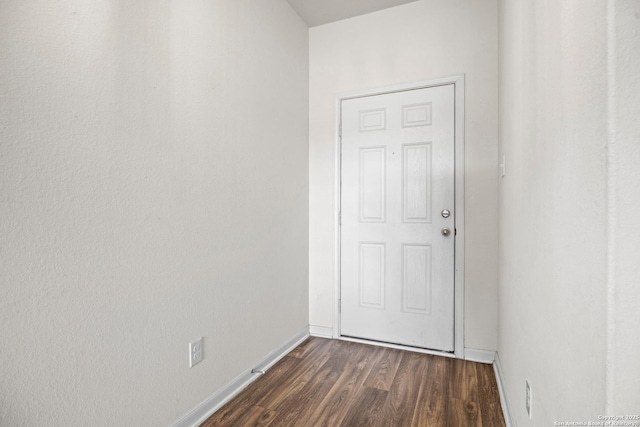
286;0;421;27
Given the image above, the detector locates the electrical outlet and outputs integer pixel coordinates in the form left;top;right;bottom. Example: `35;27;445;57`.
526;380;532;419
189;338;203;368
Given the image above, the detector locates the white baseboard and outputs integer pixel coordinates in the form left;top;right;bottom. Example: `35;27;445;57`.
493;352;514;427
464;348;496;364
309;325;334;338
171;327;310;427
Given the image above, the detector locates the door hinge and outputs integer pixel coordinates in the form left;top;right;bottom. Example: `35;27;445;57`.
338;299;341;313
338;211;341;226
339;123;342;138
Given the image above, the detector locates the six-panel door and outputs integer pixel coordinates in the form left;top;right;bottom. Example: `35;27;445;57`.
340;85;455;351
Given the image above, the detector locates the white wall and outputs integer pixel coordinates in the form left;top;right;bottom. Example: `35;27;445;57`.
608;0;640;414
309;0;499;351
498;0;639;423
0;1;308;425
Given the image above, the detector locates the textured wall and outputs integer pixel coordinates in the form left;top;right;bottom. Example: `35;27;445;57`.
498;0;609;423
0;1;308;425
309;0;499;351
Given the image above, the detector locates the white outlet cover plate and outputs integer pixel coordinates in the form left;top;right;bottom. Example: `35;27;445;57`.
189;338;203;368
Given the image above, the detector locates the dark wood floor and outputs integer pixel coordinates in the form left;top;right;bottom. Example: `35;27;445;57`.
201;337;505;427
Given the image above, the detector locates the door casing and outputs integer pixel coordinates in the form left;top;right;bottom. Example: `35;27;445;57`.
333;75;465;359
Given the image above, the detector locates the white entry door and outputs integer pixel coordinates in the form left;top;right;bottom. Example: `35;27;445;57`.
340;84;455;351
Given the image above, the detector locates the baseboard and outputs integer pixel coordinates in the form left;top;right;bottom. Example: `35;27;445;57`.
464;348;496;364
171;327;310;427
309;325;334;338
493;352;514;427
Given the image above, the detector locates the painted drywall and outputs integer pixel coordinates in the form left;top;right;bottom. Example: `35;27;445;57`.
309;0;499;351
498;0;607;422
498;0;639;423
0;1;308;425
608;0;640;414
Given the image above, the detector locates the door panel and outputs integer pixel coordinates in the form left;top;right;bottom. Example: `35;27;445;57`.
403;143;432;223
360;147;386;222
340;85;455;351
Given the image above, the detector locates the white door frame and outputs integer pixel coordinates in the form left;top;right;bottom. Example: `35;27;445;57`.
333;75;465;359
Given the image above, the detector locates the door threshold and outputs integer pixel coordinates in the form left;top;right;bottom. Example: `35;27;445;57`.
338;335;456;359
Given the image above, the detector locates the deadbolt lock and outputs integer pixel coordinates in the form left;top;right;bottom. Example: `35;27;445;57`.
441;209;451;218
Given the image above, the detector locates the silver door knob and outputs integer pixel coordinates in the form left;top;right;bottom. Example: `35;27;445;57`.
441;227;451;236
441;209;451;218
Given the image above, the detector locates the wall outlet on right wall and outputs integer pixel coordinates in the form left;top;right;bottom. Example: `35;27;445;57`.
526;380;532;419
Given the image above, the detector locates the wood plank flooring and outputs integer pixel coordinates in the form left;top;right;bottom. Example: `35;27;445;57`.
201;337;505;427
